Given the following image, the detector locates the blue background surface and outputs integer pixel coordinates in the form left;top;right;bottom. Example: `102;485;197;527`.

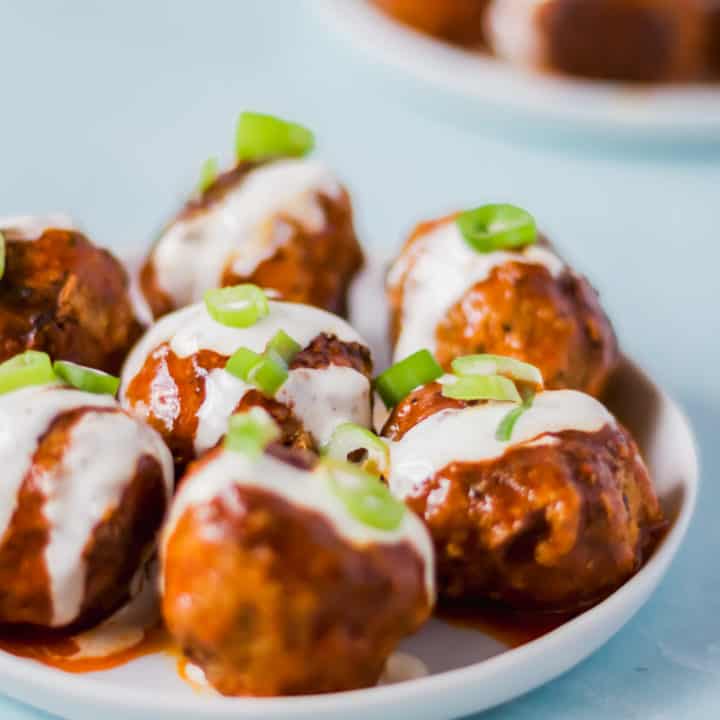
0;2;717;718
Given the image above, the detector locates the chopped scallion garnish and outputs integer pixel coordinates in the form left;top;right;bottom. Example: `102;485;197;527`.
322;458;405;531
246;349;288;396
322;422;390;476
0;351;57;395
53;361;119;395
204;284;269;328
452;354;543;389
457;204;537;253
198;156;219;193
224;407;280;457
374;349;443;409
0;231;6;279
496;390;536;442
235;112;314;161
440;373;522;403
226;347;262;381
266;330;301;365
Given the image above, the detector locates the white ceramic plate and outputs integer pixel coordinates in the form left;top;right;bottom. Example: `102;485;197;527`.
0;258;699;720
313;0;720;142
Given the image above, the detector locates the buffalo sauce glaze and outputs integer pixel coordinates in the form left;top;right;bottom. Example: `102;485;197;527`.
437;601;577;648
0;623;170;673
437;518;669;649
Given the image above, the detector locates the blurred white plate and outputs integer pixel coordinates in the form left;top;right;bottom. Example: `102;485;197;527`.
0;257;699;720
313;0;720;142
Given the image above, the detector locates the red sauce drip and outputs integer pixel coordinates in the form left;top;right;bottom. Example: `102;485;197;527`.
436;602;578;648
0;624;170;673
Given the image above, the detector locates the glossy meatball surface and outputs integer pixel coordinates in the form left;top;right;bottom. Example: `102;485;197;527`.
162;446;433;696
121;300;373;471
141;159;363;319
0;225;142;374
383;383;663;611
0;385;172;630
388;214;618;398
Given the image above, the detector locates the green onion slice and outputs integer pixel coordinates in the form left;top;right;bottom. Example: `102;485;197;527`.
53;360;119;395
496;390;536;442
322;422;390;476
374;349;443;409
204;284;269;328
225;407;280;457
441;373;522;403
266;330;301;365
226;347;262;380
0;231;5;279
0;351;57;395
452;354;543;388
456;204;537;253
246;349;288;396
235;112;314;162
322;459;405;531
198;156;219;193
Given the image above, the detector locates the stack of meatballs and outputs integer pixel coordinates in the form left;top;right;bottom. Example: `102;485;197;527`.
373;0;720;84
0;112;663;698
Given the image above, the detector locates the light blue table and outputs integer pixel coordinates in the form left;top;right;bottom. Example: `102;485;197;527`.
0;2;718;718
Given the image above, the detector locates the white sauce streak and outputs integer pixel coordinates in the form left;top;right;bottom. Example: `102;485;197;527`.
162;449;435;600
150;158;342;308
388;390;616;501
485;0;549;68
0;214;77;240
120;300;372;454
388;217;565;361
0;385;173;627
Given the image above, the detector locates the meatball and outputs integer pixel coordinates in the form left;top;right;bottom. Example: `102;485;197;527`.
0;384;173;630
161;443;434;696
372;0;490;46
120;298;373;470
485;0;705;83
140;159;364;319
0;220;142;374
382;382;663;611
387;214;618;397
708;1;720;78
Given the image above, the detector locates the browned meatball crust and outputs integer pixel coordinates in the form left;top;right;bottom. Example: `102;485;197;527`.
141;161;364;319
383;383;663;611
163;447;432;696
0;227;142;374
388;216;619;398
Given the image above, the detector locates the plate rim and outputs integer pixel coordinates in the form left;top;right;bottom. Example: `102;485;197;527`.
311;0;720;138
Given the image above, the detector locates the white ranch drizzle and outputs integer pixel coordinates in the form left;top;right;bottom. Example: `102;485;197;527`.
162;449;435;599
485;0;549;69
388;390;616;501
0;213;77;240
0;385;173;627
150;158;343;308
120;300;372;453
277;366;371;448
388;216;565;362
